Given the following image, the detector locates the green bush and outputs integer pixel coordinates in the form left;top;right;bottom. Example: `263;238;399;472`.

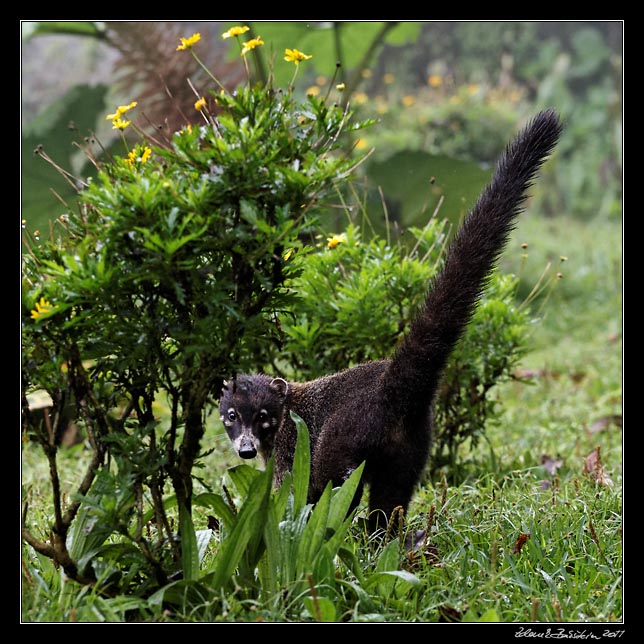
281;222;534;479
21;30;369;594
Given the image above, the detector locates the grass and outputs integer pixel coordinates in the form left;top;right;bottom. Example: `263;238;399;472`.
20;213;622;623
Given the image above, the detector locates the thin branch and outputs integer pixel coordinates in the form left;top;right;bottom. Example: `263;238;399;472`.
340;22;399;107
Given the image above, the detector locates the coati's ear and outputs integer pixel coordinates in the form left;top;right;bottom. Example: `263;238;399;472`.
270;377;289;398
221;377;237;395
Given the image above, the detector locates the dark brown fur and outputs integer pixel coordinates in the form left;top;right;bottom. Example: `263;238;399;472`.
219;110;562;532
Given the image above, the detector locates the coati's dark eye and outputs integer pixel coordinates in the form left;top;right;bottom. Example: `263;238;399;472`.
257;410;268;423
228;410;237;421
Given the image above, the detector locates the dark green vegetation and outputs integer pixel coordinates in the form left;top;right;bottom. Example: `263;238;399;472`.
21;22;622;623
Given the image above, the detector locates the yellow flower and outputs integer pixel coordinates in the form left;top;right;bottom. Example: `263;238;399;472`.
428;74;443;88
127;145;152;166
194;97;207;111
402;95;416;107
305;86;320;97
106;101;138;121
284;48;312;65
383;72;394;85
222;25;249;39
336;82;346;91
30;296;55;321
241;36;264;56
327;233;346;250
176;32;201;51
112;117;131;131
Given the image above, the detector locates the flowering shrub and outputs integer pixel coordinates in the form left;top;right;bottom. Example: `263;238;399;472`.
21;28;369;592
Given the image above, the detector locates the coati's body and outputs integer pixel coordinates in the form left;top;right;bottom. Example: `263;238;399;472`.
220;110;562;531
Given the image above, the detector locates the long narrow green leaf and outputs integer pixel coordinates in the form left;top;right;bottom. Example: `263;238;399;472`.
297;484;331;577
259;494;283;595
291;412;310;516
259;471;294;593
148;579;213;611
206;461;273;588
278;505;311;586
227;463;262;498
312;544;336;588
337;546;366;585
323;514;356;559
179;503;199;581
273;471;292;521
327;462;365;532
66;471;122;565
363;570;421;591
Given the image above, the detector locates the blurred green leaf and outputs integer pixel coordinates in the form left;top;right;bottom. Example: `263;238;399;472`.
22;21;106;40
368;150;491;228
231;22;420;88
22;83;108;234
304;595;337;622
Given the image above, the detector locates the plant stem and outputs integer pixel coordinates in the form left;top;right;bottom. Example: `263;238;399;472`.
340;21;399;107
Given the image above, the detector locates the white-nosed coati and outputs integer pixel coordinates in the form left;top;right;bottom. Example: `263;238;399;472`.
219;109;562;532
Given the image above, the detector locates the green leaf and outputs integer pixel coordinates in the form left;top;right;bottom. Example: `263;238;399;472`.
226;463;262;498
258;490;284;594
337;546;366;585
22;84;108;235
195;529;214;565
375;538;400;573
297;483;331;576
367;150;491;228
304;595;337;622
366;538;419;598
66;471;122;565
277;505;312;586
327;462;364;532
22;21;105;39
363;570;422;596
313;545;336;587
205;461;273;588
463;607;501;622
291;412;311;516
179;503;199;581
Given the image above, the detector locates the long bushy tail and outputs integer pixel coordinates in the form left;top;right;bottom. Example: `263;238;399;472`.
382;109;563;417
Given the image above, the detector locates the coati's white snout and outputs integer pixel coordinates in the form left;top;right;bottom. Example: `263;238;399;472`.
233;433;258;459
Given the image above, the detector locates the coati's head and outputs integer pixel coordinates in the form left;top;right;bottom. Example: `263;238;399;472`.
219;374;289;462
